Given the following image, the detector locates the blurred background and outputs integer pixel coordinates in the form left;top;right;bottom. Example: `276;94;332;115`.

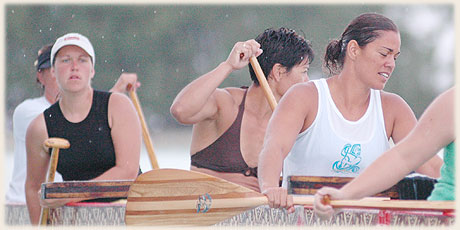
3;3;454;186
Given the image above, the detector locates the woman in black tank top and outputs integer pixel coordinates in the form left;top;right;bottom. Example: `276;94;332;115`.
24;33;142;225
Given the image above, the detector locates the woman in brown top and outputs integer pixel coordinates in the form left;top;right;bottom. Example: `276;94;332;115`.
170;28;314;191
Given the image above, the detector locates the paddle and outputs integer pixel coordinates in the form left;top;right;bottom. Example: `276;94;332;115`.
240;52;277;111
128;84;160;169
39;138;70;226
124;169;454;226
249;56;277;111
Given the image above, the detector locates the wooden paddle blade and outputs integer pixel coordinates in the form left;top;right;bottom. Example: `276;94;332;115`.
125;169;265;226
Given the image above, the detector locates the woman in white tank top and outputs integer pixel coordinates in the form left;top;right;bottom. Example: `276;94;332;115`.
258;13;443;212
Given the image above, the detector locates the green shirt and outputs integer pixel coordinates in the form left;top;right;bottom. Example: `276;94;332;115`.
428;142;455;201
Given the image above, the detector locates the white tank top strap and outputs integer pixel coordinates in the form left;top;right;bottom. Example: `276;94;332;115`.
373;90;389;139
296;79;323;138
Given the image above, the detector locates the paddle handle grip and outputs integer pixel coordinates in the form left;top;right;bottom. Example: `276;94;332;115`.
40;138;70;226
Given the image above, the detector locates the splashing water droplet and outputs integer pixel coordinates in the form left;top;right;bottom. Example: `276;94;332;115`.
104;60;108;63
39;29;42;33
121;69;125;72
23;54;26;58
102;35;105;39
49;28;52;31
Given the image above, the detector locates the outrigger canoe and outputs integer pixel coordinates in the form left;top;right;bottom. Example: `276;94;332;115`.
5;169;455;226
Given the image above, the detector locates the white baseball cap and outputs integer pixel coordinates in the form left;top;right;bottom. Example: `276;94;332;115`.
51;33;95;67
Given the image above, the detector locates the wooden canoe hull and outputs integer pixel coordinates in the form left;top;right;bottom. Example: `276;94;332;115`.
288;175;437;200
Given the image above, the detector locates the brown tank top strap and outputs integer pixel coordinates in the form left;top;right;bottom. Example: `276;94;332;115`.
191;87;257;177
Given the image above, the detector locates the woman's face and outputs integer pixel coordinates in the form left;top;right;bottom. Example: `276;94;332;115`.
277;58;310;96
354;30;401;90
52;45;94;93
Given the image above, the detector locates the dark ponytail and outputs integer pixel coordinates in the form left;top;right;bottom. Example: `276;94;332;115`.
324;39;345;76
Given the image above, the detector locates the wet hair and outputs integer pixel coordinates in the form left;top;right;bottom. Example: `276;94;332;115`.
249;27;314;85
324;13;399;75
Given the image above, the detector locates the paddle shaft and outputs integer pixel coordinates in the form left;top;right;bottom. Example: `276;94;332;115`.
249;56;277;111
325;199;455;211
129;89;160;169
39;138;70;226
199;195;453;212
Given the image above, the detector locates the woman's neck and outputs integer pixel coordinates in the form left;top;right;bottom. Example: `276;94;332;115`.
58;87;94;123
247;83;274;119
331;71;371;108
327;74;371;121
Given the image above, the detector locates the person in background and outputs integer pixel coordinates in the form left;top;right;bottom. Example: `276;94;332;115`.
170;28;314;191
25;33;142;225
314;87;455;219
258;13;442;212
6;43;140;205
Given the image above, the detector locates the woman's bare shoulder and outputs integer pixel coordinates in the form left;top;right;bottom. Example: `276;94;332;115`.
26;113;48;147
216;86;247;107
380;90;411;110
284;81;318;99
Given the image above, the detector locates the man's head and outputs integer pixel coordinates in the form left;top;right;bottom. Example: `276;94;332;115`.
34;44;60;102
34;43;53;72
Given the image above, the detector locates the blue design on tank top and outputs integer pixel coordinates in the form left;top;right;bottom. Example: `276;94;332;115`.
332;143;362;173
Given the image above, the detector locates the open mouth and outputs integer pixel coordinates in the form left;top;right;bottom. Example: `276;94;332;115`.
379;72;389;79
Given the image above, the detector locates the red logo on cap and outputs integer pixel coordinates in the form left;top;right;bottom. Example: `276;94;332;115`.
64;36;80;41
